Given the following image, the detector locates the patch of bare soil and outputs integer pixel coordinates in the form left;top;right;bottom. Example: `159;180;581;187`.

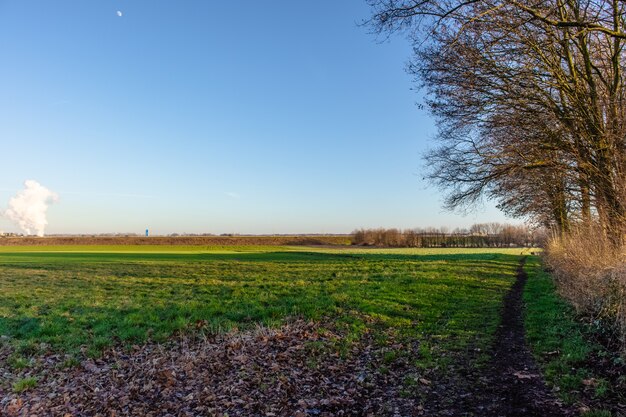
576;349;626;415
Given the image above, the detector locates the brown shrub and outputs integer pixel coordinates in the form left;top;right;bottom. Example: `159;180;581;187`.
545;227;626;350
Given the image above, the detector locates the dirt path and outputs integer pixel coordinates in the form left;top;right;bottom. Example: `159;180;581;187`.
477;257;575;416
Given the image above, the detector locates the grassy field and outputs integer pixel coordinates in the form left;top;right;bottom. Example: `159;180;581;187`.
0;246;527;364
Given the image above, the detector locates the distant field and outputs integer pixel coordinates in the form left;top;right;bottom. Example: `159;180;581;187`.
0;235;352;247
0;246;523;362
0;244;535;254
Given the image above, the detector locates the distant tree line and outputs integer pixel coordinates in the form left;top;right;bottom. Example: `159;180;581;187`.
352;223;543;247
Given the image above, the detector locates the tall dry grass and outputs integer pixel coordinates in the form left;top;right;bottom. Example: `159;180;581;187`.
545;228;626;350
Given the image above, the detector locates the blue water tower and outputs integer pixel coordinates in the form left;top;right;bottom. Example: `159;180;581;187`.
145;229;149;237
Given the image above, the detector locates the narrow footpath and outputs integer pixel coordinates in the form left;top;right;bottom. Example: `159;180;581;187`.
479;257;575;416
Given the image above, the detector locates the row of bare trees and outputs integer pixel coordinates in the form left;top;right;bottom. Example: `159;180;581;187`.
352;223;543;247
367;0;626;245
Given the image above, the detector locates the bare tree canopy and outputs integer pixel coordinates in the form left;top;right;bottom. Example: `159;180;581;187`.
367;0;626;243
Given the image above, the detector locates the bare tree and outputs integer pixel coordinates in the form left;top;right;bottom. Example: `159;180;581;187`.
367;0;626;244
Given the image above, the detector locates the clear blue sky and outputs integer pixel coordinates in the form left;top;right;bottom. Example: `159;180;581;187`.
0;0;511;235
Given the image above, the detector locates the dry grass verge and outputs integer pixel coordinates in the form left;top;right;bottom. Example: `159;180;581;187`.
545;228;626;351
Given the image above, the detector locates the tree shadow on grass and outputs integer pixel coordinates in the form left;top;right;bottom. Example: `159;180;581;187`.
0;249;523;265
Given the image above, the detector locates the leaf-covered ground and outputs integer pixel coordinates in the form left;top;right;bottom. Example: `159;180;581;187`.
2;320;431;416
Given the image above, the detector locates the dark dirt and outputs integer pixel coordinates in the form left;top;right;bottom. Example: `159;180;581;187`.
576;350;626;415
0;258;583;416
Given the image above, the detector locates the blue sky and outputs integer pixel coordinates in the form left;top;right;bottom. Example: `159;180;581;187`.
0;1;511;235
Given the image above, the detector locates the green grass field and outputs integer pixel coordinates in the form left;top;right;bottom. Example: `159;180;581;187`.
0;246;527;362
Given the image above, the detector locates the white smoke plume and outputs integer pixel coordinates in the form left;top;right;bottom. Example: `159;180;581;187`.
4;180;59;237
